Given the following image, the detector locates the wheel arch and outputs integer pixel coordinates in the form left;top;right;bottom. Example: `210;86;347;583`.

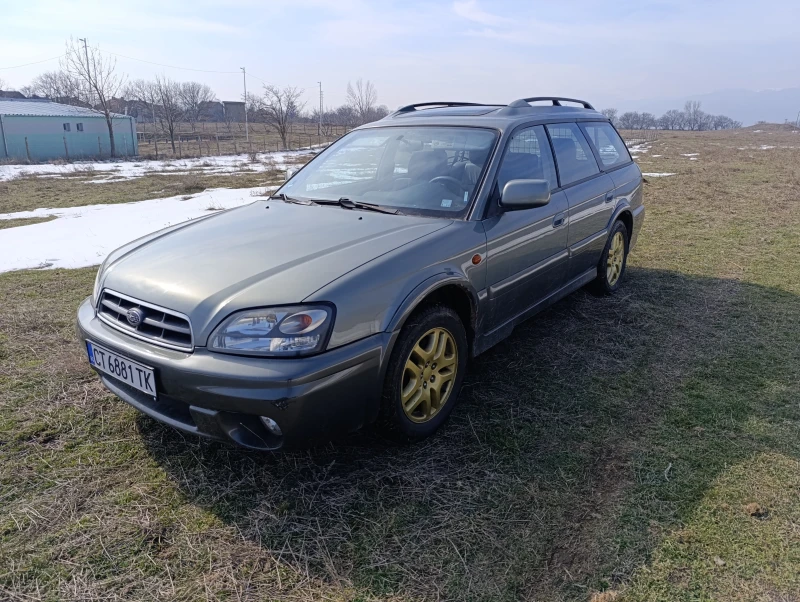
385;275;479;355
608;201;634;240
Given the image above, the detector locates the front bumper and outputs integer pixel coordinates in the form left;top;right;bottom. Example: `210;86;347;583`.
77;297;390;450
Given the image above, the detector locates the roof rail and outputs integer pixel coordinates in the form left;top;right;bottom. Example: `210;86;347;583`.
392;101;492;115
507;97;595;110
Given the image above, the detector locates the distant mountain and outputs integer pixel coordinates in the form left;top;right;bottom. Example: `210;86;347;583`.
609;88;800;126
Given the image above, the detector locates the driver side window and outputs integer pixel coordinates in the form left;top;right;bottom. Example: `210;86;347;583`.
496;125;558;194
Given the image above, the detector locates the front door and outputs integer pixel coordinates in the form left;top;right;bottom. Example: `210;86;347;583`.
483;125;568;328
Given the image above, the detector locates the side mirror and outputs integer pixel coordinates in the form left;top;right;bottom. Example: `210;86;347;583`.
500;179;551;210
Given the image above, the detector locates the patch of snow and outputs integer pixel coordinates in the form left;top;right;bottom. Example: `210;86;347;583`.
627;143;650;154
651;154;663;157
0;148;321;183
641;172;676;177
681;153;699;157
0;187;276;272
760;145;776;150
753;129;763;133
689;158;699;161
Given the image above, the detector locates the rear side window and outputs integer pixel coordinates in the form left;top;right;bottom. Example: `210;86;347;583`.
496;125;558;193
582;122;630;168
546;123;599;186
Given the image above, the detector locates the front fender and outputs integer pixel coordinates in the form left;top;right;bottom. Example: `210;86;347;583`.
384;272;480;334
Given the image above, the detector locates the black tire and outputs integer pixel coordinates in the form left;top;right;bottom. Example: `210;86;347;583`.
378;305;468;441
590;220;630;295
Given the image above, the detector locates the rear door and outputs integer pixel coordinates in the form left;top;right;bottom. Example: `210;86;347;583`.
483;125;568;328
546;123;615;277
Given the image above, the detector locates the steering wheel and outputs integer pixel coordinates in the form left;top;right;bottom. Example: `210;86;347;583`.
429;176;467;196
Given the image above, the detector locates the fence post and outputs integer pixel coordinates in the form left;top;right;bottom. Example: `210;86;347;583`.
98;136;102;157
197;136;201;157
215;133;220;155
123;134;128;157
154;135;159;160
178;136;182;159
63;136;70;162
25;137;31;163
233;140;238;155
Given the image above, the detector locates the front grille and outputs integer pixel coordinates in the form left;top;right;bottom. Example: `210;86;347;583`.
97;289;193;351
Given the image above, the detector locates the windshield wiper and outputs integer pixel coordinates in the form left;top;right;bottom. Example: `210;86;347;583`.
268;193;318;206
313;197;402;215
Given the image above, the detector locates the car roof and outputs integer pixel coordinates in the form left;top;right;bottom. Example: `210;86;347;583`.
360;98;607;132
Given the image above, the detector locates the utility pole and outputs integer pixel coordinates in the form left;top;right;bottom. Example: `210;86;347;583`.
317;81;323;137
241;67;249;144
78;37;94;108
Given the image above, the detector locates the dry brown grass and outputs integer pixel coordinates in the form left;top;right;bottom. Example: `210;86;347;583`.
1;129;799;601
0;216;56;230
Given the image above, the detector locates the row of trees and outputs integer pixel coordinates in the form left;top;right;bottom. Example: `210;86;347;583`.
8;39;390;157
601;101;742;131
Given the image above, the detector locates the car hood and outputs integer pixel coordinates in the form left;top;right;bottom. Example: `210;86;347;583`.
101;200;451;340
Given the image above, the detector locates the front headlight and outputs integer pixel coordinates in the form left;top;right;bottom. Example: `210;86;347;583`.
92;264;104;307
208;304;334;357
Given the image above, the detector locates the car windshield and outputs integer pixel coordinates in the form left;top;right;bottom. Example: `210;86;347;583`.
278;126;498;218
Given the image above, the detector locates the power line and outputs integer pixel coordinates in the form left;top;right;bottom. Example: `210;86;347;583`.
105;51;240;74
0;55;64;70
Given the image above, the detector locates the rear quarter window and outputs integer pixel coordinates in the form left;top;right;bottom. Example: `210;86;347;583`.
582;122;631;168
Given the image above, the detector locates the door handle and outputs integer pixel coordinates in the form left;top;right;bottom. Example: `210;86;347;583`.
553;213;566;228
605;192;615;203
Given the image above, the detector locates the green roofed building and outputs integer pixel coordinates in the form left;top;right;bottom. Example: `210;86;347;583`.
0;98;137;162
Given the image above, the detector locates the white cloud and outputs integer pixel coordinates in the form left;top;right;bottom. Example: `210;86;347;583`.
452;0;511;27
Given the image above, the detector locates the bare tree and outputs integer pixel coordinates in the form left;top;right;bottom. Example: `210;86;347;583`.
29;70;88;105
683;100;703;131
179;81;216;131
335;104;359;129
601;108;618;125
244;92;264;124
260;85;306;149
62;38;125;157
346;78;377;125
658;109;684;130
153;76;183;152
125;79;161;138
640;112;657;129
0;77;7;91
712;115;741;130
618;111;639;130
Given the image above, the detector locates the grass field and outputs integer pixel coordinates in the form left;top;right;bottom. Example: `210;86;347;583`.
1;127;799;601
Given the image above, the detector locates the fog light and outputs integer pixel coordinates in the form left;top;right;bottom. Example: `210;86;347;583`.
260;416;283;437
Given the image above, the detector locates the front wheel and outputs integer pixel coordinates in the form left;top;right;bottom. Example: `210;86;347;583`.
378;305;468;440
590;220;629;295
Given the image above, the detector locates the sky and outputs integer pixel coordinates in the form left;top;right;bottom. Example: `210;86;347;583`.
1;0;799;114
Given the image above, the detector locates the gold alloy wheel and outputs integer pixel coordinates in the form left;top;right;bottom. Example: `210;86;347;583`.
401;327;458;423
606;231;625;286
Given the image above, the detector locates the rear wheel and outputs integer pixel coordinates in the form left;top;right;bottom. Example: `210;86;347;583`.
379;305;468;440
590;220;629;294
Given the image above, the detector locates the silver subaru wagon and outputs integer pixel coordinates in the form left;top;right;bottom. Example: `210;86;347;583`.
77;97;644;450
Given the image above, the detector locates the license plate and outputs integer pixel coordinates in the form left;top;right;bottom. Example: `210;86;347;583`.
86;341;156;397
